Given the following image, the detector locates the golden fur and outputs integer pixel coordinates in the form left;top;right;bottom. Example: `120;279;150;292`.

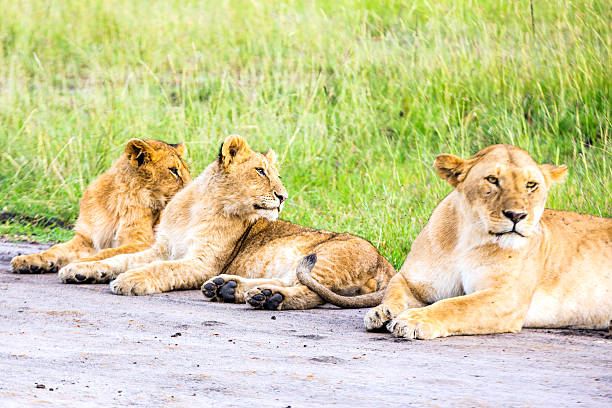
365;144;612;339
60;135;395;309
11;139;190;278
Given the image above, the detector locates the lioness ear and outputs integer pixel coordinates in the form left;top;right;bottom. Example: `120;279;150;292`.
263;149;277;165
434;154;471;188
219;134;250;169
541;164;568;185
173;142;187;157
126;139;159;168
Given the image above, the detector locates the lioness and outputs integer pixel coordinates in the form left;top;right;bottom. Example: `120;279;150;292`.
11;139;190;276
364;144;611;339
58;135;395;310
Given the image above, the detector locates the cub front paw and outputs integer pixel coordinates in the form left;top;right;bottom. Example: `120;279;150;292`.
245;287;285;310
386;309;442;340
364;304;396;331
11;253;59;274
110;270;157;296
59;262;111;284
202;276;239;303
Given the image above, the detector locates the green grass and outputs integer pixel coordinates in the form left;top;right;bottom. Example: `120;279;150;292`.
0;0;610;268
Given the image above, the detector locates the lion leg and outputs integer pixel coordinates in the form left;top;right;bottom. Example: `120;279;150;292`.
11;234;95;274
202;275;289;303
387;288;529;340
59;247;161;284
110;259;211;296
364;273;425;331
245;284;324;310
76;243;151;263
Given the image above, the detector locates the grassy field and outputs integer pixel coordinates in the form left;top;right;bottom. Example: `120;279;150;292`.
0;0;610;268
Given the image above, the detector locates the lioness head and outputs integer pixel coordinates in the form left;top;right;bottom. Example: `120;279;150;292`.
216;134;288;222
434;144;567;249
125;138;191;201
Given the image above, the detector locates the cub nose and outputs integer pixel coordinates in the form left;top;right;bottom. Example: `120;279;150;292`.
274;191;287;204
502;210;527;224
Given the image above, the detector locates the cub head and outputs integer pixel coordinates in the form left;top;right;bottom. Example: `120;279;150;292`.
434;144;567;249
125;138;191;201
216;134;288;222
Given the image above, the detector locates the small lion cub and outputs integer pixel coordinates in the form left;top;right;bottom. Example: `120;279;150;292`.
11;139;190;278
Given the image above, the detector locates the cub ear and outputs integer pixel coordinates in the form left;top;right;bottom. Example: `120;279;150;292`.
540;164;568;185
219;134;250;169
434;154;471;188
263;148;277;165
173;142;187;157
126;139;159;168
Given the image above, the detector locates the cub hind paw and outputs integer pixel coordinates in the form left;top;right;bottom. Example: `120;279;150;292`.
245;288;285;310
202;276;238;303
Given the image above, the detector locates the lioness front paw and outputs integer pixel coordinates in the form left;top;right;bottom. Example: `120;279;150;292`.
110;270;158;296
59;262;112;284
364;304;396;331
386;309;443;340
245;287;285;310
202;276;239;303
11;253;59;274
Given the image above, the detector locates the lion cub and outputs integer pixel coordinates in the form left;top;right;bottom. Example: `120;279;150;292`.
11;139;190;277
365;144;611;339
59;135;395;310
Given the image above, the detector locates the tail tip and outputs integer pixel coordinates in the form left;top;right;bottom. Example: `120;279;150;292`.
299;253;317;269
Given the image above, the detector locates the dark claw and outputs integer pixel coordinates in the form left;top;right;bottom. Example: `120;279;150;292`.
75;274;86;281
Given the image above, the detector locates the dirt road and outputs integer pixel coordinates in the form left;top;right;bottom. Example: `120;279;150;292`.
0;240;610;407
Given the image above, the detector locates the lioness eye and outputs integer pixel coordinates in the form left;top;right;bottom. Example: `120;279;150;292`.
169;167;179;176
526;181;538;190
256;167;266;177
485;176;498;185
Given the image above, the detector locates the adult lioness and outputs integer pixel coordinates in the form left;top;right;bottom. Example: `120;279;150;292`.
58;135;395;310
12;139;190;276
364;144;611;339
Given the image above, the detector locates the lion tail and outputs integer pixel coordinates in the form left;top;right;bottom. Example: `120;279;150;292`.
296;253;386;308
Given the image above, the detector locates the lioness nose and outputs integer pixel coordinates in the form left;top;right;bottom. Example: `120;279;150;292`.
274;191;287;204
502;210;527;224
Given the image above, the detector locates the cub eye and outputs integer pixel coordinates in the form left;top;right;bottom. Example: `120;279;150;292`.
526;181;538;190
169;167;179;176
256;167;266;177
485;175;498;185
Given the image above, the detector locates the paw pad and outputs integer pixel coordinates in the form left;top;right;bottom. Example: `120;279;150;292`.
246;289;284;310
202;277;237;302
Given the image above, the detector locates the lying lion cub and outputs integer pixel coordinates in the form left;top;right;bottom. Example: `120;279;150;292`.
365;144;611;339
12;139;190;276
59;135;395;310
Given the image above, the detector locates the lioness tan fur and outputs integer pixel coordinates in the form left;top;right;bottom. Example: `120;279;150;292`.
59;135;395;309
11;139;190;277
365;144;611;339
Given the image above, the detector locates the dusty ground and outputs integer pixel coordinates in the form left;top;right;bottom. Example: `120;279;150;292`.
0;240;610;407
